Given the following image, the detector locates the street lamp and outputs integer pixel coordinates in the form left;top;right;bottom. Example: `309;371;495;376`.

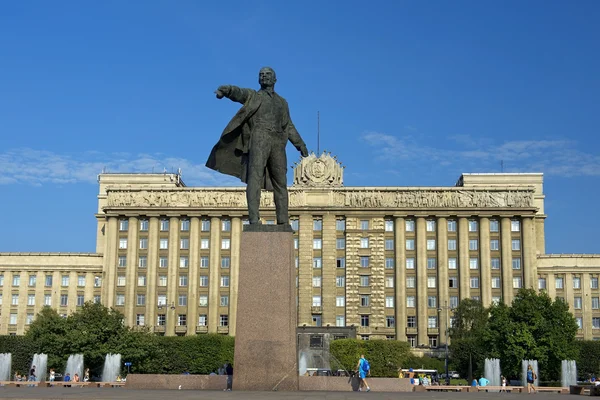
438;301;450;385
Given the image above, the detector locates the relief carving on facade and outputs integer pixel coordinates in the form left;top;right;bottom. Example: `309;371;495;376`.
292;152;344;187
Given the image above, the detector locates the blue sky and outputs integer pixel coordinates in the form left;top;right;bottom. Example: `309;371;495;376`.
1;1;599;254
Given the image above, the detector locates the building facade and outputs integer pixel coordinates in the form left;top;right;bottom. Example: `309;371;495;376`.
1;153;599;344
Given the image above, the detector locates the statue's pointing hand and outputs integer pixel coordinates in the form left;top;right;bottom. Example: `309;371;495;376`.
300;145;309;158
215;85;231;99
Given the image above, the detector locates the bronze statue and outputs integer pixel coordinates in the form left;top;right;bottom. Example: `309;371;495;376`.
206;67;308;227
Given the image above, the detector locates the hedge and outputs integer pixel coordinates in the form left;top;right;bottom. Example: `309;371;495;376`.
329;338;412;377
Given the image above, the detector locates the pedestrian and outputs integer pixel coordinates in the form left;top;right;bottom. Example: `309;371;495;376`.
355;354;371;392
84;368;90;382
29;365;36;381
224;363;233;391
49;368;55;386
526;364;537;394
501;375;507;392
479;376;489;387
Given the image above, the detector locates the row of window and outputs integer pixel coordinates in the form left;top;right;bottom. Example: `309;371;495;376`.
1;293;101;307
118;255;231;269
305;219;521;232
0;275;102;288
115;274;230;288
118;237;231;250
152;314;229;327
115;293;230;307
119;219;229;233
539;276;600;290
306;256;523;270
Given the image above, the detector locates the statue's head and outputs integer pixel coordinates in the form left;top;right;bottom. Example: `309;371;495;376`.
259;67;277;89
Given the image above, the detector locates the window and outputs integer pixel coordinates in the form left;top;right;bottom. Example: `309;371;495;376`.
94;276;101;287
160;219;169;231
160;257;169;268
199;295;208;307
594;318;600;329
180;256;189;268
360;276;369;287
180;238;189;250
139;256;147;268
26;313;34;325
593;297;600;310
198;315;207;326
492;296;501;305
427;276;436;288
119;219;129;231
512;239;520;251
572;276;581;289
427;258;436;269
490;240;499;251
592;277;599;289
513;277;522;288
469;258;479;270
220;295;229;306
29;274;37;287
159;238;168;249
360;238;369;248
385;239;394;250
405;220;415;232
386;296;394;308
407;316;416;328
428;296;437;308
336;238;346;249
136;294;145;306
538;278;546;290
426;220;436;232
337;257;346;268
360;315;369;327
336;219;346;231
360;256;370;268
447;220;457;232
294;238;299;249
406;258;415;269
10;313;17;325
11;294;18;305
336;316;345;327
27;294;35;306
45;275;53;287
468;220;478;232
385;258;395;269
554;277;563;290
448;239;457;251
179;275;188;287
199;275;208;287
470;277;479;288
119;238;128;249
491;258;500;269
429;336;438;348
336;296;345;307
313;276;322;287
360;295;370;307
179;295;188;306
449;277;458;288
221;219;231;231
221;239;230;249
139;238;148;249
469;239;478;251
385;276;394;288
407;296;415;307
511;220;520;232
336;276;345;287
201;219;210;231
137;275;146;286
492;277;501;289
386;316;395;328
406;276;416;288
312;239;322;250
385;220;394;232
157;295;167;306
78;275;85;287
406;239;415;250
313;257;322;268
157;314;166;326
512;258;521;270
61;275;69;287
576;317;583;329
140;219;148;231
312;295;322;307
448;258;457;269
60;294;68;306
490;220;499;232
427;239;436;250
360;220;369;230
158;275;168;286
450;296;459;308
200;256;209;268
290;219;299;231
136;314;145;326
313;219;322;231
220;315;229;327
178;314;187;326
44;294;52;306
428;316;438;328
117;276;126;286
220;256;230;269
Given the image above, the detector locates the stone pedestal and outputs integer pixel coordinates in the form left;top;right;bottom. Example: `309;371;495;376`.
233;231;298;391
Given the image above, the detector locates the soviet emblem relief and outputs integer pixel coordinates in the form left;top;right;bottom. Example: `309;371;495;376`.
292;152;344;187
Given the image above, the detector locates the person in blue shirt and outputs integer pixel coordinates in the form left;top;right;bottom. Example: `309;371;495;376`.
526;364;537;394
479;377;490;387
471;378;478;387
355;355;371;392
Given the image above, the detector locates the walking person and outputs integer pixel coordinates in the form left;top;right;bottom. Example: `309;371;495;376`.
355;354;371;392
84;368;90;382
49;368;55;386
224;363;233;391
526;364;537;394
501;375;507;392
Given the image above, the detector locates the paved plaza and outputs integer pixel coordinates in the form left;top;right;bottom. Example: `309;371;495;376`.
0;387;568;400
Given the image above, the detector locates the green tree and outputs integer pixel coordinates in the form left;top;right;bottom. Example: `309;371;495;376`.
25;306;69;370
329;339;412;377
576;341;600;380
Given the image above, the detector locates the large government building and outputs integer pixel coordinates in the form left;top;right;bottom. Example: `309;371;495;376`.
1;153;599;346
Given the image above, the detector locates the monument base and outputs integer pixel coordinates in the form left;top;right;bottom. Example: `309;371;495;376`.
233;231;298;391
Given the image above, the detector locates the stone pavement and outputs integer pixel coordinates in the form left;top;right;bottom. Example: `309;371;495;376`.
0;387;566;400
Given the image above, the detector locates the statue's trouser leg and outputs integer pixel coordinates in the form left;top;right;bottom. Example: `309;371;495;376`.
267;142;289;224
246;137;270;224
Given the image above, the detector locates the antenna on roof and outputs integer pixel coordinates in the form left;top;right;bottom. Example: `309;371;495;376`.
317;111;320;155
501;160;504;173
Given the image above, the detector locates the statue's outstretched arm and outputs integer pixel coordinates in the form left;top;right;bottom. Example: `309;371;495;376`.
215;85;253;105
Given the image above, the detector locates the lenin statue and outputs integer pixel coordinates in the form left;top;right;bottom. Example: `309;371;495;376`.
206;67;309;226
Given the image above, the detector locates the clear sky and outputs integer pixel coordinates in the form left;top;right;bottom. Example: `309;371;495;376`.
1;1;599;254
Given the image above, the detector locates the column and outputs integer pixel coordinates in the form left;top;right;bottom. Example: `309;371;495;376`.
186;217;200;334
67;271;78;314
458;217;470;299
125;216;139;326
416;217;427;346
103;217;118;307
522;217;536;289
479;217;491;307
146;217;159;330
166;216;180;336
208;217;221;333
322;214;336;326
17;277;27;334
437;217;448;343
394;217;407;341
583;274;592;340
229;217;242;336
546;274;556;301
535;217;546;255
35;270;45;315
500;218;513;304
297;214;313;325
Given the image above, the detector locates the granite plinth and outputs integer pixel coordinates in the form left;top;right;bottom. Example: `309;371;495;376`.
125;374;226;390
234;232;297;391
243;223;293;233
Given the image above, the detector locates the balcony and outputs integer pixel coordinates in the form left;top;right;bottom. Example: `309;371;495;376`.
406;327;418;334
196;326;208;334
175;325;187;334
154;325;166;333
217;326;229;334
357;326;370;334
427;327;439;335
311;306;323;314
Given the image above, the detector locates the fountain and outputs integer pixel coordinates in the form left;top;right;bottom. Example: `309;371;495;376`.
31;354;48;381
102;354;121;382
561;360;577;388
298;351;308;376
484;358;501;387
0;353;11;382
65;354;84;381
521;359;539;386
